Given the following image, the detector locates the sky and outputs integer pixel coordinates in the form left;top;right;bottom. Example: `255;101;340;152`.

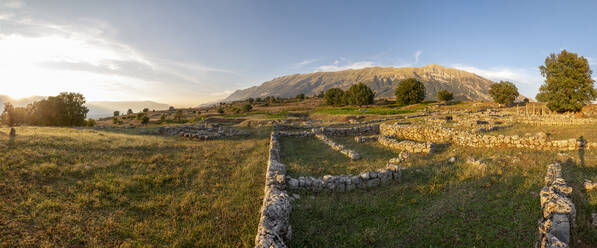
1;0;596;106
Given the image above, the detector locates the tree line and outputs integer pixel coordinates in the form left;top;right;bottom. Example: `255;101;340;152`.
1;92;89;126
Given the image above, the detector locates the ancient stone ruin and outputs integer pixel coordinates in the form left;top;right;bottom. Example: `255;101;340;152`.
159;124;248;140
537;161;575;248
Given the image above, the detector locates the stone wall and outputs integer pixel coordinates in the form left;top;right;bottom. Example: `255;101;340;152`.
380;123;596;150
255;132;292;248
159;125;248;140
515;116;597;126
317;124;380;136
314;133;360;160
286;164;402;193
377;136;434;154
537;161;575;248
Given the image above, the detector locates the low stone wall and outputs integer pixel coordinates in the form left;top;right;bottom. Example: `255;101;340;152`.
537;161;575;248
516;116;597;126
380;123;595;150
354;135;379;143
317;124;380;136
286;164;402;192
585;180;597;191
255;132;292;248
314;133;360;160
377;136;434;154
159;125;248;140
278;131;314;137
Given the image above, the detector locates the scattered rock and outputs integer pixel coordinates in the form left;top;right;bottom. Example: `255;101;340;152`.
448;156;457;164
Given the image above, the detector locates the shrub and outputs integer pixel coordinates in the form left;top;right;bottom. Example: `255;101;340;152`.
174;110;184;122
345;83;375;106
169;106;175;111
112;117;122;124
324;88;346;106
217;108;224;114
141;116;150;125
536;50;597;112
136;113;145;120
255;97;261;102
86;118;96;127
437;89;454;102
142;108;149;113
489;81;519;106
241;104;252;112
113;111;120;117
159;114;167;123
395;78;425;105
248;98;254;104
127;109;133;115
296;93;305;100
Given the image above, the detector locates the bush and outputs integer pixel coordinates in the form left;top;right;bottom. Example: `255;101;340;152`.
141;116;150;125
127;109;133;115
536;50;597;112
86;118;96;127
113;111;120;117
437;89;454;102
169;106;175;111
142;108;149;113
241;104;253;112
217;108;224;114
345;83;375;106
395;78;425;105
174;110;184;122
159;114;167;123
112;117;122;125
255;97;261;102
489;81;519;106
136;113;145;120
324;88;346;106
296;93;305;100
248;98;254;104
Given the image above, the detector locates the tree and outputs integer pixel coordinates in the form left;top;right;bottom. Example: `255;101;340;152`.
437;89;454;102
318;91;325;98
395;78;425;105
296;93;305;100
159;113;167;123
536;50;597;112
112;116;122;124
217;107;224;114
345;83;375;106
142;108;149;113
86;118;96;127
255;97;261;102
113;111;120;117
136;113;145;120
248;98;254;104
489;81;519;106
1;102;15;126
169;106;175;111
241;104;252;112
127;109;133;115
141;116;150;125
324;88;346;106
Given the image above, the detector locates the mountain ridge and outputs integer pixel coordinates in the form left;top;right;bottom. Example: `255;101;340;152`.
224;64;498;102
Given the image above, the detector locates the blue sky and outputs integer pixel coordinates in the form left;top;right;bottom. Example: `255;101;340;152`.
1;0;596;106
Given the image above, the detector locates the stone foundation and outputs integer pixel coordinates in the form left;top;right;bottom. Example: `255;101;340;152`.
255;132;292;248
286;164;402;193
314;133;360;160
316;124;380;136
377;136;434;154
159;125;248;140
537;161;575;248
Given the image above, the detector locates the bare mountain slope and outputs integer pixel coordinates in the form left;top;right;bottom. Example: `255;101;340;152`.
225;64;496;102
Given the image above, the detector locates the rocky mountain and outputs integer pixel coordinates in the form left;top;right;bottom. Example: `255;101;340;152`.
0;95;170;119
224;64;497;102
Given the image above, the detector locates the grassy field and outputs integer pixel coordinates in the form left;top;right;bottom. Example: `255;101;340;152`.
0;126;269;247
288;143;597;247
279;135;397;177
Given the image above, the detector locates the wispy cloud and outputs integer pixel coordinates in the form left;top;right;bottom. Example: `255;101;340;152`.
314;50;424;72
293;58;320;68
0;4;241;106
414;50;423;64
452;64;544;98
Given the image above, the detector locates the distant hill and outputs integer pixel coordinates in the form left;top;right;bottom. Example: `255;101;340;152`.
0;95;170;119
225;64;499;102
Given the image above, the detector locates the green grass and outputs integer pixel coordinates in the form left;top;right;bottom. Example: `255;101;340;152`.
0;126;269;247
289;145;597;247
279;136;397;177
314;107;415;115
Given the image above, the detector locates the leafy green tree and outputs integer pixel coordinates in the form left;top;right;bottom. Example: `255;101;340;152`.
169;106;175;111
174;110;184;122
437;89;454;102
255;97;261;102
142;108;149;113
86;118;96;127
136;113;145;120
296;93;305;100
127;109;133;115
324;88;346;106
318;91;325;98
241;104;253;112
1;102;15;126
345;83;375;106
395;78;425;105
113;111;120;117
248;97;254;104
217;107;224;114
536;50;597;112
159;113;167;123
489;81;519;106
141;116;150;125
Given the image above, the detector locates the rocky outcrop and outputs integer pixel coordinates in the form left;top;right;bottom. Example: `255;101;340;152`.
255;132;292;248
537;162;575;248
377;136;434;154
286;164;402;192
